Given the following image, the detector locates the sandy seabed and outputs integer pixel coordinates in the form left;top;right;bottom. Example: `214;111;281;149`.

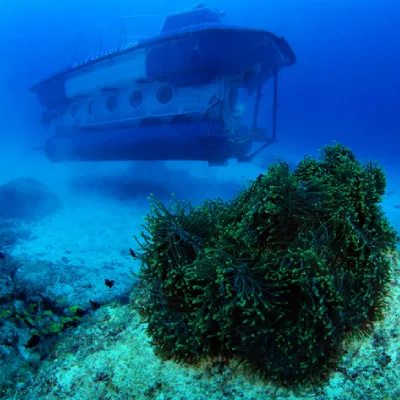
2;147;400;400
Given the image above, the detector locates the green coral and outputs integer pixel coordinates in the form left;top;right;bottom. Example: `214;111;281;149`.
134;143;398;386
0;299;84;338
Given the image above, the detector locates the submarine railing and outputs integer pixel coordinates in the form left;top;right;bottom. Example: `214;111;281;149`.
240;68;279;162
120;14;162;46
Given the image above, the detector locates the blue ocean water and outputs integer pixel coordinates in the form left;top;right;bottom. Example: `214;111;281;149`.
1;0;399;157
1;0;399;217
0;1;400;398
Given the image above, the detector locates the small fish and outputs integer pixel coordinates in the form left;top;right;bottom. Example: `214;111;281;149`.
63;320;79;330
89;300;101;310
129;248;137;259
105;279;115;288
0;251;5;259
24;334;40;349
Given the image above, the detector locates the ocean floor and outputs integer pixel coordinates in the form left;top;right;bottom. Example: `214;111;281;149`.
1;144;400;399
7;259;400;400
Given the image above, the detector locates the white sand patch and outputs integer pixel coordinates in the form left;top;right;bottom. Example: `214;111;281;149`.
9;194;145;274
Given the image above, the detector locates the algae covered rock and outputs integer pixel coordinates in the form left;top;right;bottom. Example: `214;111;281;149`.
134;143;398;386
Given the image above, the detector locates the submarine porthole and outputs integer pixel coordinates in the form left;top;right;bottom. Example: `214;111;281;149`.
129;90;143;108
157;85;173;104
106;95;118;112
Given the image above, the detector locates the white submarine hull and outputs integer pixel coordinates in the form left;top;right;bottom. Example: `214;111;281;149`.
30;6;296;165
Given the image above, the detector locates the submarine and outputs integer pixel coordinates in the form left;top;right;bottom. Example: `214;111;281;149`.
30;4;296;166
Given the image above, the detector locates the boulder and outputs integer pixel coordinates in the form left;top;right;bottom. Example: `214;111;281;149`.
0;178;61;219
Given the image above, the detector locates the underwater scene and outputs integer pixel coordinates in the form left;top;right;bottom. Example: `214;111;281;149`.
0;0;400;399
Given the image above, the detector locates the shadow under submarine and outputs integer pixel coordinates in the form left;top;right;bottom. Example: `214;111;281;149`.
30;5;296;166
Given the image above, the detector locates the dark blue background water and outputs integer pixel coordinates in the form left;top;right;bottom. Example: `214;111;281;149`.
0;0;399;162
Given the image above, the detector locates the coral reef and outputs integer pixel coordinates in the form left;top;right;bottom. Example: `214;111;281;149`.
4;274;400;400
135;143;398;386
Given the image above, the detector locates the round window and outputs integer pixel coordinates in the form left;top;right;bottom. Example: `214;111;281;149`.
129;90;143;108
157;85;173;104
106;95;118;112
